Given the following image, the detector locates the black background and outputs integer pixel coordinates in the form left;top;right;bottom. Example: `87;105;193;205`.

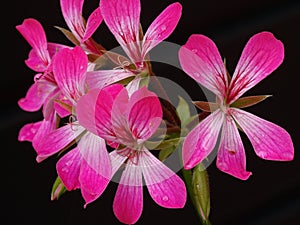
3;0;300;225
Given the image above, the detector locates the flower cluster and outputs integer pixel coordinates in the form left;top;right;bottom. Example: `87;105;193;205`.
17;0;294;224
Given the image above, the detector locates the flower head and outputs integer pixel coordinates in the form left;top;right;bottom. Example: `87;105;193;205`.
100;0;182;69
179;31;294;180
77;84;187;224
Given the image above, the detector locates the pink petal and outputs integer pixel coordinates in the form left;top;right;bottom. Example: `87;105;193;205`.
54;100;72;118
142;2;182;57
178;34;228;100
82;7;103;42
77;89;101;135
18;121;43;142
95;84;126;140
56;147;81;190
60;0;85;40
216;115;252;180
41;88;61;120
32;112;57;151
53;46;87;103
18;79;56;112
231;108;294;161
227;32;284;103
127;87;162;140
140;149;186;208
47;42;70;58
16;18;50;67
35;124;85;162
113;160;143;225
109;150;128;175
183;109;224;169
86;70;134;90
25;50;49;72
100;0;142;63
78;133;111;206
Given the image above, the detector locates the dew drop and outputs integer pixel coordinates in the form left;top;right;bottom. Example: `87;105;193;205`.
162;196;169;202
257;151;268;159
161;25;167;31
193;72;200;77
62;167;69;173
192;49;198;53
196;184;200;190
218;162;229;171
65;160;73;166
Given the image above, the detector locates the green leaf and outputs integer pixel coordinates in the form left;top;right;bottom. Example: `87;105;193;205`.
146;137;182;151
230;95;272;108
51;176;67;201
176;96;191;125
158;145;177;161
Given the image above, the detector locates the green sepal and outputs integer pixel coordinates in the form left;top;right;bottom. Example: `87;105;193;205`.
193;101;219;112
192;164;211;224
51;176;67;201
54;26;80;46
230;95;272;108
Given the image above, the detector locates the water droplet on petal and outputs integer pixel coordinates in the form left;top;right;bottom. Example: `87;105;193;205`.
65;160;72;166
218;162;229;171
257;151;268;159
192;49;198;53
62;167;69;173
161;25;167;31
193;72;200;77
162;196;169;202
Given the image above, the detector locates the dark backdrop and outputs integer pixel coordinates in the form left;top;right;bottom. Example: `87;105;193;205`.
3;0;300;225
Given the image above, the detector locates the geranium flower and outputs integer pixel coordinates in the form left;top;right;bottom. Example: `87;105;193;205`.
89;0;182;93
179;31;294;180
100;0;182;69
60;0;104;55
16;18;70;149
76;84;187;224
35;46;112;205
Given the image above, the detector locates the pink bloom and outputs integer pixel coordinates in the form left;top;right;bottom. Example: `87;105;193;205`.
100;0;182;69
179;31;294;180
60;0;104;54
76;85;187;224
16;18;70;149
34;46;112;205
16;18;66;113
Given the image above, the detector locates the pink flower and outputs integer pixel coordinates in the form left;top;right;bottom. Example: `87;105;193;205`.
60;0;104;55
34;46;112;205
100;0;182;69
179;31;294;180
76;85;187;224
16;18;70;149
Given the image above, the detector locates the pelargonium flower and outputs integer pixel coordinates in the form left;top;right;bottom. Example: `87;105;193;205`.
16;18;70;149
35;46;112;205
100;0;182;68
59;0;105;55
76;84;187;224
179;31;294;180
